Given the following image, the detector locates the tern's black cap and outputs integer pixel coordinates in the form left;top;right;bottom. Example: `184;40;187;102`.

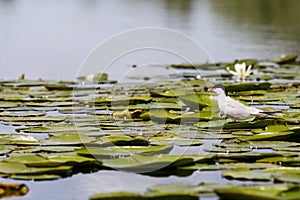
213;84;228;96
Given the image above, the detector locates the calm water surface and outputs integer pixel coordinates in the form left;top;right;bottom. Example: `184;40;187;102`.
0;0;299;199
0;0;299;80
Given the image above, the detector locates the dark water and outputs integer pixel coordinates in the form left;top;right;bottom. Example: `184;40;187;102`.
0;0;299;80
0;0;300;199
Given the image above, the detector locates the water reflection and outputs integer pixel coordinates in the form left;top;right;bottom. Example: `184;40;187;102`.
209;0;300;39
163;0;192;27
0;0;299;80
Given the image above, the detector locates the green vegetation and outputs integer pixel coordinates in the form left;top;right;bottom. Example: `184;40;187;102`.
0;54;299;199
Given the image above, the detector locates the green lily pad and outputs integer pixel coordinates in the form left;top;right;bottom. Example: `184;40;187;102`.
90;191;199;200
150;89;186;98
0;161;72;176
290;103;300;109
216;152;289;163
10;174;60;181
234;90;267;96
225;82;271;92
180;94;211;110
273;172;300;183
215;183;300;200
223;120;271;129
266;125;289;132
92;96;152;106
101;154;195;173
6;154;98;167
17;146;80;154
148;182;232;196
222;168;272;181
270;54;299;64
215;140;300;150
0;111;46;117
90;192;142;200
95;135;148;146
182;162;279;171
17;125;101;135
0;116;65;122
76;145;173;158
141;109;181;124
25;101;78;107
237;131;294;141
41;134;96;146
0;134;40;145
44;84;74;91
143;191;199;199
148;183;200;194
272;147;300;152
0;102;20;109
255;154;300;164
2;80;53;87
223;167;300;181
7;154;59;167
204;147;251;153
197;120;226;129
180;111;213;122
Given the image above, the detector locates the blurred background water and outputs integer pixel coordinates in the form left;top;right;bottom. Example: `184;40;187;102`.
0;0;299;80
0;0;300;199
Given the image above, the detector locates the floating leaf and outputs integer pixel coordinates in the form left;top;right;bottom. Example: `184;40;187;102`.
225;82;271;92
204;147;251;153
90;192;142;200
92;96;152;106
150;89;186;98
273;172;300;184
222;167;300;181
215;140;300;150
44;84;74;91
222;168;272;181
148;182;231;196
0;134;39;145
0;116;65;122
141;109;181;124
101;154;194;173
10;174;60;181
270;54;299;64
96;135;149;146
41;134;96;146
182;162;279;171
237;131;294;141
223;120;271;129
181;111;213;122
76;145;173;158
17;125;101;135
0;161;72;177
0;111;46;117
0;102;19;109
25;102;78;107
180;93;211;110
266;125;289;132
215;183;300;200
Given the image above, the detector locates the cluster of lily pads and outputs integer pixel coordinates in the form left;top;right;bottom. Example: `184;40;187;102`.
0;54;299;199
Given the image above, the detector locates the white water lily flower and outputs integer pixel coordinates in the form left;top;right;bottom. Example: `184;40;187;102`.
226;62;252;82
